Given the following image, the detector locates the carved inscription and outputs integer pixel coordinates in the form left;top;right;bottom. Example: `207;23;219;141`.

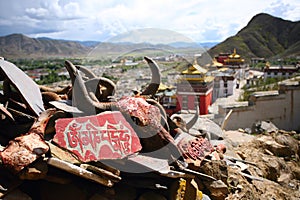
53;111;142;162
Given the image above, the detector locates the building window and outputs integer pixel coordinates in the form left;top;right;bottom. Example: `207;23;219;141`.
224;89;228;96
224;81;228;88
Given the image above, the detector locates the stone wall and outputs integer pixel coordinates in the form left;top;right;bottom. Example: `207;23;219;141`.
220;78;300;131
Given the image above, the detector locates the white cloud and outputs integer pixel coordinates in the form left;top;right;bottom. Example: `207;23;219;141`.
0;0;299;42
25;8;49;18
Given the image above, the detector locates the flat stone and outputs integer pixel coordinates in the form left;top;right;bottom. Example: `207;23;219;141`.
53;111;142;162
0;133;49;173
207;180;229;200
47;157;115;187
256;136;291;157
128;154;170;173
0;59;44;116
224;130;255;146
47;141;80;164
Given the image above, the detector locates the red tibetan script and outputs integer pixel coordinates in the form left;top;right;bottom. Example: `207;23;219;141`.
53;111;142;162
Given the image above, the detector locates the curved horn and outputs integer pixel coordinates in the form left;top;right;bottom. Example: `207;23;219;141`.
64;60;116;114
85;77;116;102
65;60;77;85
170;114;187;132
76;65;97;80
141;56;161;96
186;106;199;131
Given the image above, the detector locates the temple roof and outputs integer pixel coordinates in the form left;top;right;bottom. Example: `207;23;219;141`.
181;60;208;75
228;48;241;59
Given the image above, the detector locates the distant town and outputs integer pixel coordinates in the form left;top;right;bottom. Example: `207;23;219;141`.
5;47;299;132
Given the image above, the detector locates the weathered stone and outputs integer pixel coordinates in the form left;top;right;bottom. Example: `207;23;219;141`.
207;180;229;200
277;173;293;185
235;151;247;160
127;154;170;173
53;111;142;162
226;131;300;200
47;157;115;187
274;134;299;160
0;59;45;116
0;133;49;173
19;159;48;180
47;141;80;164
0;109;56;173
175;133;214;167
255;135;291;157
224;130;255;147
287;161;300;180
199;160;228;184
252;121;278;134
80;164;121;182
261;156;281;181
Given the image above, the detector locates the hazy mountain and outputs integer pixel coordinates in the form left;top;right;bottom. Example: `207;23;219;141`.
1;13;299;61
0;34;90;59
0;34;200;60
208;13;300;61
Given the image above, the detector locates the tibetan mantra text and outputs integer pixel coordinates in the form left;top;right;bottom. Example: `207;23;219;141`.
53;111;142;162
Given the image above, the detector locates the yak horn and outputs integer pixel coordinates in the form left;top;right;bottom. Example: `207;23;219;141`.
141;56;161;96
85;77;116;101
65;60;78;85
186;106;199;131
65;60;116;114
170;114;187;132
76;65;97;80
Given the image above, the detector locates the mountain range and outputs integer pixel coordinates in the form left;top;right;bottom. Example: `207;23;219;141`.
0;13;299;61
208;13;300;61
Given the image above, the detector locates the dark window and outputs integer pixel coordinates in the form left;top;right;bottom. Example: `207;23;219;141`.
224;81;228;88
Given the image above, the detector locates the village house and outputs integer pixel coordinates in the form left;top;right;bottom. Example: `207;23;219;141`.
209;67;238;102
263;62;300;80
25;68;49;81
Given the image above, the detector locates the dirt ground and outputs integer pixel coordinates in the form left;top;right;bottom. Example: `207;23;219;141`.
222;130;300;200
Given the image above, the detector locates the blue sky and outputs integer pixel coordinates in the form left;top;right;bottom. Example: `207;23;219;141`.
0;0;299;43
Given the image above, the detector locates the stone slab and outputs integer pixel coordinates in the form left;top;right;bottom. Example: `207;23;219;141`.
53;111;142;162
